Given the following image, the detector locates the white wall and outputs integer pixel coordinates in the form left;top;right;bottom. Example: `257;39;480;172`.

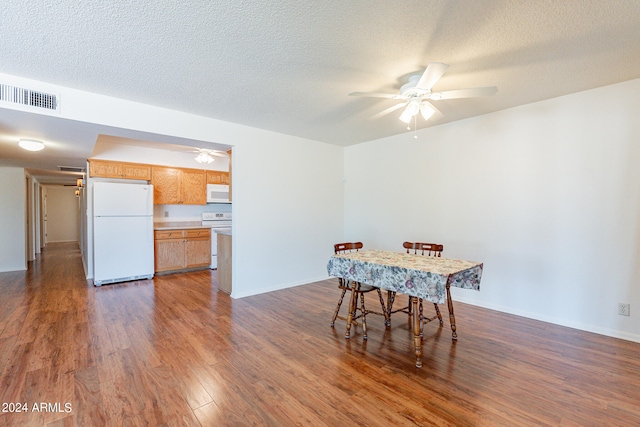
231;136;344;297
0;167;26;272
0;73;344;294
44;185;80;242
344;78;640;342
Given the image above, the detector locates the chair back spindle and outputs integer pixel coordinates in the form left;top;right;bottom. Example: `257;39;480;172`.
403;242;443;257
335;242;363;254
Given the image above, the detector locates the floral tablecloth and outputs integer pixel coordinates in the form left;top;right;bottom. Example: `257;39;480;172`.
327;250;482;304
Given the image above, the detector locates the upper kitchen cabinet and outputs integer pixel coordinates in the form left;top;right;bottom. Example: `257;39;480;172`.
181;168;207;204
152;166;206;205
206;170;230;185
89;159;151;180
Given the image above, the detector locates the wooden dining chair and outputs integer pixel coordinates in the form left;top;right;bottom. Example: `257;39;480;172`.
331;242;388;340
387;242;446;332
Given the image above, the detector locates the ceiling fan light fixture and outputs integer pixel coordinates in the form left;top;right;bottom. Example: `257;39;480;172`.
399;101;421;123
420;103;436;121
19;139;45;151
195;150;214;164
399;107;414;123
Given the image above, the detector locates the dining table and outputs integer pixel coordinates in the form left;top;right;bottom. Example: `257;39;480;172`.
327;249;483;368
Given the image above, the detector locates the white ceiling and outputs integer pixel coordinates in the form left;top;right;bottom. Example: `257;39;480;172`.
2;1;640;184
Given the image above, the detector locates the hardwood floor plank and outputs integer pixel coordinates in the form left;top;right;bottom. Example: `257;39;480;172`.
0;341;33;402
74;366;106;426
143;364;203;426
150;338;214;410
0;304;28;339
192;361;282;426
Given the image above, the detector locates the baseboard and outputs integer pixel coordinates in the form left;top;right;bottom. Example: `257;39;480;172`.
230;275;330;299
453;296;640;344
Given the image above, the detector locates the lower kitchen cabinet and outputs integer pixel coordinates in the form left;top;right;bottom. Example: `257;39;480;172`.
154;228;211;273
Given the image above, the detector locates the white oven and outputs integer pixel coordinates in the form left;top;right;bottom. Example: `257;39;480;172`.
201;211;232;269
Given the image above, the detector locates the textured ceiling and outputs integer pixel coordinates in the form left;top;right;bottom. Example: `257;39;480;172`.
2;1;640;182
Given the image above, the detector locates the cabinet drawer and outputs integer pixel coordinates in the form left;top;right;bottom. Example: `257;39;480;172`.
186;228;211;238
155;230;185;239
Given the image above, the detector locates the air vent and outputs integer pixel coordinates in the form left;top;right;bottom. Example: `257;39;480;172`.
0;83;59;112
58;166;85;173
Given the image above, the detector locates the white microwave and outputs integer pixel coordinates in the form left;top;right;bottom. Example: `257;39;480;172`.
206;184;231;203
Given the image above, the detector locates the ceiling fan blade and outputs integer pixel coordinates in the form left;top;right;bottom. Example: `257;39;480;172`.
208;151;227;157
192;148;228;157
349;91;399;99
370;103;407;119
433;86;498;100
416;62;449;90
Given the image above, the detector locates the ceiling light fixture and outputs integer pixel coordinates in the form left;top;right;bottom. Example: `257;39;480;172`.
399;101;421;123
420;103;436;120
195;150;214;164
19;139;45;151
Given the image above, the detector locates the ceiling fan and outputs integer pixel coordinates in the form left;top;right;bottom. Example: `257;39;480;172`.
190;148;228;164
350;62;498;124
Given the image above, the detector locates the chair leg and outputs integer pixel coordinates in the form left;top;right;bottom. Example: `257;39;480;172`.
376;289;390;327
331;287;348;327
359;291;368;340
433;303;444;326
345;284;358;339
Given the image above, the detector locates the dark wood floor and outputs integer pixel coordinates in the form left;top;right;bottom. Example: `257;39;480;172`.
1;243;640;426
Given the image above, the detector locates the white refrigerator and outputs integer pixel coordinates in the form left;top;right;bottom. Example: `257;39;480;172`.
93;182;154;286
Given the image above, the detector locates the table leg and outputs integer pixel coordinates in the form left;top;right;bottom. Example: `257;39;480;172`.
412;296;423;368
446;277;457;340
344;281;358;339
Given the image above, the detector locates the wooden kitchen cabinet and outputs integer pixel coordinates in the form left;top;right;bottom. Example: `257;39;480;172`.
152;166;206;205
154;231;185;272
185;229;212;267
181;169;207;204
89;159;151;180
206;170;230;185
154;228;211;273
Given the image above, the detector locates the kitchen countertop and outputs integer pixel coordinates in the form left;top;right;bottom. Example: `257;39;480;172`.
154;221;209;230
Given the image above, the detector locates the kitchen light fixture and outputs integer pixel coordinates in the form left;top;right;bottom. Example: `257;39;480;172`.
19;139;45;151
195;149;215;164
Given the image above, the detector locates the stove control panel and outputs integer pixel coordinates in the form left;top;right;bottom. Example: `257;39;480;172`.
202;212;232;221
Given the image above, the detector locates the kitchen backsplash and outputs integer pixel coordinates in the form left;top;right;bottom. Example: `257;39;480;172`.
154;203;232;222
